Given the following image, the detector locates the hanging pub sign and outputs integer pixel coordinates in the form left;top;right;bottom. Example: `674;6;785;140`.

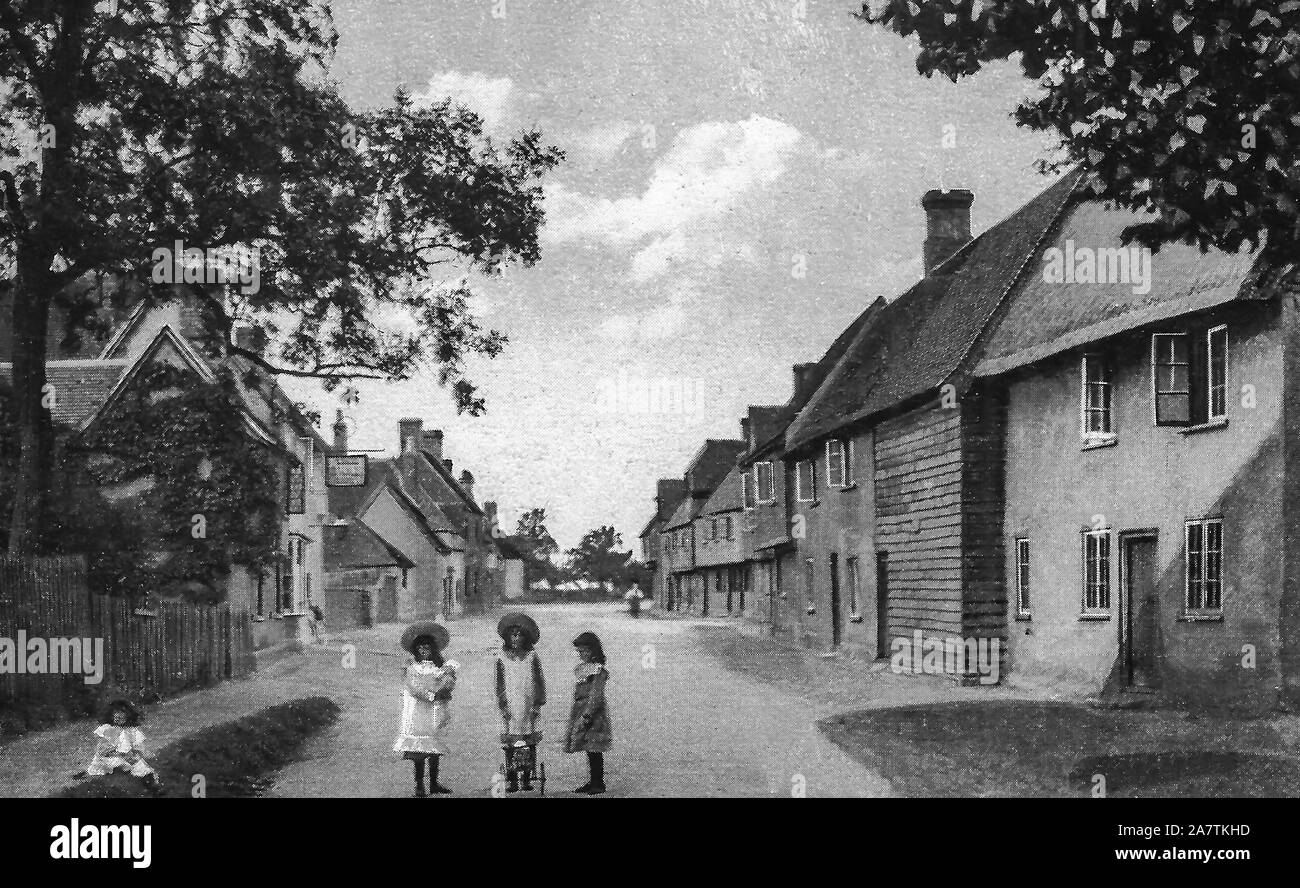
326;454;369;487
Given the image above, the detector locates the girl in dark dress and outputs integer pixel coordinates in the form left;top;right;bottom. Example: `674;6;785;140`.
564;631;611;795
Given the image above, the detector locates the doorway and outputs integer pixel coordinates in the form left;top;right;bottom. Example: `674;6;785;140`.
875;552;890;659
1120;532;1159;688
829;552;842;646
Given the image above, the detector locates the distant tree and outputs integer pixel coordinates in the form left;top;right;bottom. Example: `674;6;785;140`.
856;0;1300;260
565;525;633;593
514;507;560;587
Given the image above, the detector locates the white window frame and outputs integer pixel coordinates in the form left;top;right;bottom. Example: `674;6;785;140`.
826;440;847;488
845;439;855;487
1015;538;1030;617
756;462;775;504
300;437;316;492
1151;332;1191;426
1207;325;1228;422
1081;353;1114;442
1185;517;1224;613
796;459;816;503
1081;529;1111;614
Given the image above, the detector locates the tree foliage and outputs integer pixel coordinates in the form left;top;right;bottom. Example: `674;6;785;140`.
565;525;633;591
857;0;1300;257
0;0;562;553
513;506;560;587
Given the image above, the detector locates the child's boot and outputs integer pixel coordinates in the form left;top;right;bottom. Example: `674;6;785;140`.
413;758;427;797
429;754;452;794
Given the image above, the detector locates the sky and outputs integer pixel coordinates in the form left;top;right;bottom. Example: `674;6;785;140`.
285;0;1061;551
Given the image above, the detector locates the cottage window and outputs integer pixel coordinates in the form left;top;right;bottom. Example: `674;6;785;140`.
796;459;816;502
286;464;306;514
827;439;851;488
1082;529;1111;613
1185;518;1223;612
1015;538;1031;616
711;518;719;541
1152;326;1228;426
1081;354;1113;441
742;471;756;509
300;436;316;492
724;516;733;540
846;556;860;616
756;462;776;504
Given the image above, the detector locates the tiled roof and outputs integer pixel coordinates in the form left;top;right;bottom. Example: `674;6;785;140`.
0;361;128;429
664;495;697;531
743;296;887;463
700;463;744;515
975;200;1270;376
324;518;416;569
786;170;1084;450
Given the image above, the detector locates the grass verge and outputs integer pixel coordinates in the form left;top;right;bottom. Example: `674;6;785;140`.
52;696;340;798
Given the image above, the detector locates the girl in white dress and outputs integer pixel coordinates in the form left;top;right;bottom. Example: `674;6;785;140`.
394;622;458;796
494;612;545;792
76;699;163;795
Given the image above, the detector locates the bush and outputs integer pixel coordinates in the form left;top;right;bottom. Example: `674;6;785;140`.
52;696;340;798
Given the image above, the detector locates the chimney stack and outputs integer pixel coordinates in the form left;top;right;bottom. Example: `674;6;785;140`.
442;457;453;475
922;189;974;275
459;469;475;501
740;416;751;448
332;409;348;453
399;418;423;454
233;324;267;355
422;429;444;462
792;362;819;403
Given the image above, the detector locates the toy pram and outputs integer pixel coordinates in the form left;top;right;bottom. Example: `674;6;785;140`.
500;730;546;794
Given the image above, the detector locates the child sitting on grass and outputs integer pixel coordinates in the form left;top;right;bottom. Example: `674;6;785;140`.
75;699;163;796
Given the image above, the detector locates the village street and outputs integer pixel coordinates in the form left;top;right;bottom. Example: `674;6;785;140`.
265;602;891;798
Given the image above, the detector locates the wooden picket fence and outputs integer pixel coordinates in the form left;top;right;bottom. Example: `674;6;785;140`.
0;556;255;710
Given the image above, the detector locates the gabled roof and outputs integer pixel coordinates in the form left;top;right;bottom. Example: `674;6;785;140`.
974;199;1273;376
324;518;416;570
348;464;465;554
74;325;277;447
0;360;129;428
664;495;698;532
639;513;659;538
786;170;1084;450
742;296;887;464
700;463;744;516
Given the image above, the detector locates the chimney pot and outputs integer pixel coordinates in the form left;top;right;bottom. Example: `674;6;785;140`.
740;416;751;447
459;469;475;500
332;409;348;453
442;458;453;474
922;188;974;275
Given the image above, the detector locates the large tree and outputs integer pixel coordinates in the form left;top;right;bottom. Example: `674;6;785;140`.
565;525;633;592
857;0;1300;258
0;0;561;555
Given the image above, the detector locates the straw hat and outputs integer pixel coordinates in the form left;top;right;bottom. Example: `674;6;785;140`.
400;621;450;654
496;612;540;645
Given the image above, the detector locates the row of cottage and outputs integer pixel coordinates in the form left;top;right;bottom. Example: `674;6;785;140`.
640;170;1300;709
1;290;527;650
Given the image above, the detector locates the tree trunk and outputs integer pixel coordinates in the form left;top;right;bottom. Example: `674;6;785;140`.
5;255;54;557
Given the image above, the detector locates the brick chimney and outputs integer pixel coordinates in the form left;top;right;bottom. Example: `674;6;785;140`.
422;429;443;462
399;418;423;454
459;469;475;501
792;362;819;404
922;189;974;275
740;416;751;449
332;409;348;453
233;323;267;355
442;457;453;475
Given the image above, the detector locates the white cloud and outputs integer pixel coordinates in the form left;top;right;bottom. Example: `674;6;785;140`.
597;282;699;343
414;71;516;130
565;120;641;162
629;230;759;283
546;115;806;246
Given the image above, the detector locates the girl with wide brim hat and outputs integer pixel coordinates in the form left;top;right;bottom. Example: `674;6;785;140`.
401;621;450;654
497;612;540;646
